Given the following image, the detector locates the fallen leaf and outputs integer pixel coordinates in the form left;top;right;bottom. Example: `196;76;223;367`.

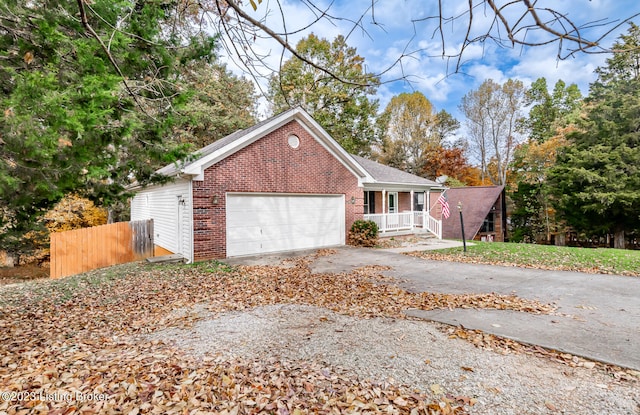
430;384;445;395
545;401;558;411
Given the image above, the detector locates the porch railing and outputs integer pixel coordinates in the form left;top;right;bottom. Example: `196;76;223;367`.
425;213;442;239
364;212;442;239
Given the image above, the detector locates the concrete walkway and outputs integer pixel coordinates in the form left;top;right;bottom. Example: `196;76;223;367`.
224;243;640;370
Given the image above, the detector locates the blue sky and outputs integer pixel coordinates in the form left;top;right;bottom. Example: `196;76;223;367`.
221;0;640;122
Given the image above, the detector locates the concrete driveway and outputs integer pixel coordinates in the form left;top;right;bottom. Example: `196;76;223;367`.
225;245;640;371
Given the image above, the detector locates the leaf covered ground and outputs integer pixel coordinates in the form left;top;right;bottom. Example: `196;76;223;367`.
406;242;640;277
0;250;560;414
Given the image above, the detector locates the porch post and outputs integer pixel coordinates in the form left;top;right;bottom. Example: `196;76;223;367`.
381;189;386;233
410;189;414;229
423;191;427;213
423;190;427;229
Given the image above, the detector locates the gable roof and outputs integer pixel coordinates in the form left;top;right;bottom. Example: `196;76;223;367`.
157;107;369;181
442;185;504;239
151;107;442;190
351;155;442;189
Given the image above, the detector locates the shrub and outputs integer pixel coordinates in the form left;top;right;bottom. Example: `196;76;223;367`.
349;220;379;247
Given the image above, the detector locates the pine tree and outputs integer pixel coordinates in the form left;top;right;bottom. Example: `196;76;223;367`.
548;24;640;248
0;0;217;257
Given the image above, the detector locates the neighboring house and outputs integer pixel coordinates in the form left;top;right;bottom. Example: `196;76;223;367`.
442;186;507;242
130;108;445;262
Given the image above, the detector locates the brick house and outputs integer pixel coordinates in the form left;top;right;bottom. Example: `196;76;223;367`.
130;108;445;262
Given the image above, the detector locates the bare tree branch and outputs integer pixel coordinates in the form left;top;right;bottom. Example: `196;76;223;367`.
220;0;377;87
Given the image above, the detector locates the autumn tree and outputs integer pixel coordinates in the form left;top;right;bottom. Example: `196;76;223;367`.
376;92;461;177
376;92;442;174
460;79;527;185
421;146;485;186
44;195;108;234
548;24;640;248
510;133;573;242
509;79;583;243
268;34;380;155
0;0;217;257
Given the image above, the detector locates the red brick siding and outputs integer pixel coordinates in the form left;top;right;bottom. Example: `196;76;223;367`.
373;191;383;214
398;192;412;212
475;195;505;242
192;121;362;260
367;191;414;214
429;191;442;215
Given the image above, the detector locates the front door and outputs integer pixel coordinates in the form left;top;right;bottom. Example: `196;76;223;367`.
388;192;398;214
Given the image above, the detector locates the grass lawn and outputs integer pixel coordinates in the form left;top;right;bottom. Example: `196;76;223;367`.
408;242;640;277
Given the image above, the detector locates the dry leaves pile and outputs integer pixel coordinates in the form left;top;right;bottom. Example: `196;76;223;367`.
0;251;556;414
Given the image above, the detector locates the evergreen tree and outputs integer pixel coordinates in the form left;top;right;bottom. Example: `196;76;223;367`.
510;79;582;243
0;0;217;257
548;24;640;248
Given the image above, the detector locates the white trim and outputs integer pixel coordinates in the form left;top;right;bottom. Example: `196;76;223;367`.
188;179;194;264
363;183;446;192
183;108;371;183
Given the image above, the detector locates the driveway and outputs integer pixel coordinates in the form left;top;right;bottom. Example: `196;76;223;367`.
311;246;640;371
226;245;640;371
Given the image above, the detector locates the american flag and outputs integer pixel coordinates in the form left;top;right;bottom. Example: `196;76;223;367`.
437;193;450;219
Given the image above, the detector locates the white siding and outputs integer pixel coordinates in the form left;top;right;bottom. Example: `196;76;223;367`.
130;180;193;263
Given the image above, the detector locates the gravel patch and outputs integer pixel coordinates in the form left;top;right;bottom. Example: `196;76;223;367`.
150;303;640;415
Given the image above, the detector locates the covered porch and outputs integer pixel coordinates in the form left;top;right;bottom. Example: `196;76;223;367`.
362;188;444;238
349;154;446;239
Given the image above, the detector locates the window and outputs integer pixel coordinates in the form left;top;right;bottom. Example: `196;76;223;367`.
413;193;424;211
480;212;495;233
287;134;300;149
388;192;398;213
363;191;375;214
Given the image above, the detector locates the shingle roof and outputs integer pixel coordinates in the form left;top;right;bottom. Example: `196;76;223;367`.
153;107;441;190
351;155;441;186
441;185;504;239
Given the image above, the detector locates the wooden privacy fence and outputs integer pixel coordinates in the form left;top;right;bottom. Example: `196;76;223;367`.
50;220;154;279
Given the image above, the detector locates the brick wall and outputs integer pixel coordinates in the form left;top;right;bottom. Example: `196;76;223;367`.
398;192;412;212
192;121;362;260
367;191;413;213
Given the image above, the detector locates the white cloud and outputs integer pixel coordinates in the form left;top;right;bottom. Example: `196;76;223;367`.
215;0;637;121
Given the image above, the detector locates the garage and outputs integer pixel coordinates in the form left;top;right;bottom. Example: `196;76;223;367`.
226;193;345;257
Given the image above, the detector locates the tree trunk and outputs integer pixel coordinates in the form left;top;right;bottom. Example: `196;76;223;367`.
613;227;625;249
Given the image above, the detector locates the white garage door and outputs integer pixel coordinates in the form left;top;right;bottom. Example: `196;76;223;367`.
226;194;345;257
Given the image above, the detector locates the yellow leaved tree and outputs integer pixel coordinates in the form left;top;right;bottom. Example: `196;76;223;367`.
44;195;108;233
